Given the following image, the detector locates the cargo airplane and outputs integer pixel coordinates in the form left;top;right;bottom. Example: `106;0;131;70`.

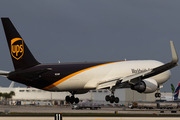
0;18;179;104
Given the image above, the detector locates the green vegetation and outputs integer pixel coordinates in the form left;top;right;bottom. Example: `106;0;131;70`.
0;91;15;105
0;91;15;101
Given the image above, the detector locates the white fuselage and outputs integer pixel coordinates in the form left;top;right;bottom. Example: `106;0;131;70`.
50;60;171;91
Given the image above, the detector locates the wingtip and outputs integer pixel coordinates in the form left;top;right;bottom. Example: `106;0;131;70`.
170;41;179;63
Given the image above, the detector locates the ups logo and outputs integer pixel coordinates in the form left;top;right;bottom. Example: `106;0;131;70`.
11;38;24;60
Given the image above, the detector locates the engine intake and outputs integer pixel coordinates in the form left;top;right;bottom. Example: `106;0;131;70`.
131;78;158;93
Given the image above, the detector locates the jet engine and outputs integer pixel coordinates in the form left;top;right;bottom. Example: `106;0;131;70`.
131;78;158;93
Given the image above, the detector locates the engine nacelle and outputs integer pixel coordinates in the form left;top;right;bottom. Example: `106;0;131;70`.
131;78;158;93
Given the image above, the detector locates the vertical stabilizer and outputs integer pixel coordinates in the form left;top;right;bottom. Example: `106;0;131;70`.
1;18;40;70
171;83;175;93
174;82;180;100
9;81;15;88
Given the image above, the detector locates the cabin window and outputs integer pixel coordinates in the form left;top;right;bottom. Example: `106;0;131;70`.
55;73;60;76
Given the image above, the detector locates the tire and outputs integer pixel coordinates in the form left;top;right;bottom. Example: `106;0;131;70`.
65;96;70;102
75;98;79;104
105;95;110;101
155;93;159;97
115;97;119;103
158;93;161;97
155;93;161;98
70;96;75;104
110;95;115;103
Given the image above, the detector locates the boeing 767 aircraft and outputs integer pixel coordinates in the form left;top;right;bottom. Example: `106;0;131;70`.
0;18;179;104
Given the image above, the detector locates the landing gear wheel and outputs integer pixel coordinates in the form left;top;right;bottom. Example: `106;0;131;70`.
155;93;161;98
70;96;75;104
158;93;161;97
65;92;79;104
115;97;119;103
105;95;110;101
74;98;79;104
155;93;158;97
110;95;115;103
110;99;114;103
65;96;70;103
105;88;119;103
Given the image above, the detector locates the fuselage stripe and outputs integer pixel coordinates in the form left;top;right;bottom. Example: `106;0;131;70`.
42;61;122;90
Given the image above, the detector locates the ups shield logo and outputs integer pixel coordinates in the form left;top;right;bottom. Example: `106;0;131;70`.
11;38;24;60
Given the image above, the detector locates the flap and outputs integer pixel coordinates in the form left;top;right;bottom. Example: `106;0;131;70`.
121;70;152;85
96;79;118;90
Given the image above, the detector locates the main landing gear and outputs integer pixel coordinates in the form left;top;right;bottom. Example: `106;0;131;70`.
105;90;119;103
65;92;79;104
105;95;119;103
65;95;79;104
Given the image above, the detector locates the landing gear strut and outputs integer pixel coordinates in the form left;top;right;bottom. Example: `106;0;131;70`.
65;92;79;104
105;89;119;103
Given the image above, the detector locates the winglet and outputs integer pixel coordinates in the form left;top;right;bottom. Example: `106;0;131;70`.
122;41;179;84
170;41;178;64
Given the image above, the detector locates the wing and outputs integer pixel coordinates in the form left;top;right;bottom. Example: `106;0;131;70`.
96;41;178;90
0;70;10;77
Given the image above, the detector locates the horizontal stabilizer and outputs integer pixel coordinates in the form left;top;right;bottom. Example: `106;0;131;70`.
0;70;10;77
9;81;15;88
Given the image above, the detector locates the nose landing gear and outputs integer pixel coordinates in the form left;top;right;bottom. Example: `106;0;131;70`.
155;88;161;98
155;93;161;98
